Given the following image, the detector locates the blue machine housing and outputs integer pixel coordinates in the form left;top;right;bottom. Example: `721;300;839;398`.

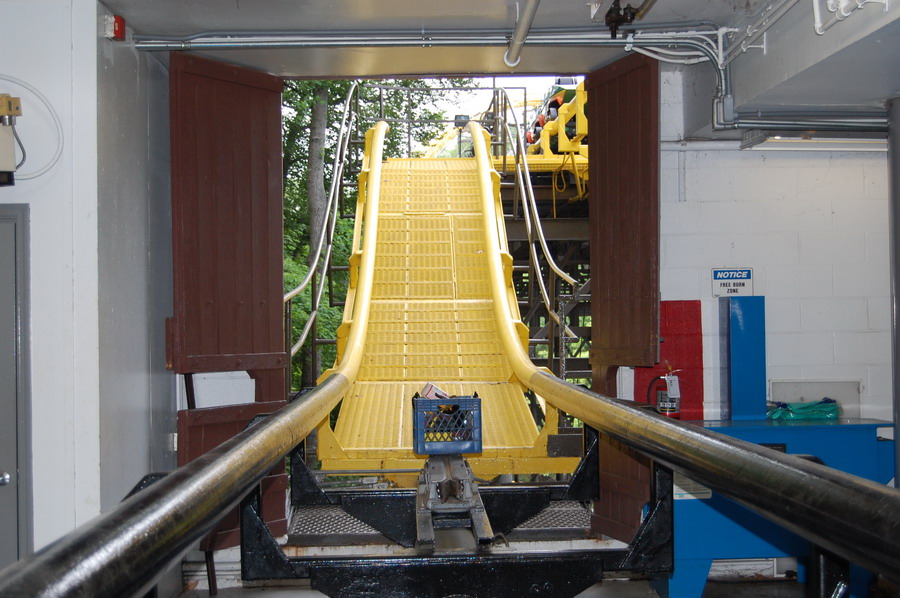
659;295;896;597
665;418;894;598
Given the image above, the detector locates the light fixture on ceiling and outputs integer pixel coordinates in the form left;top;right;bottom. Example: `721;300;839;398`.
589;0;658;38
740;129;888;152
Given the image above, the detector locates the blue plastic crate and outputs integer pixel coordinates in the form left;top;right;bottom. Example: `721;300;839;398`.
413;396;482;455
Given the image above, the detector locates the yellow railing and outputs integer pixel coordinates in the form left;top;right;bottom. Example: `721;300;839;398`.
531;81;588;159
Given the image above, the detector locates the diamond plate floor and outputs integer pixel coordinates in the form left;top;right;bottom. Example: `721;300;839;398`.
287;504;388;546
287;499;592;547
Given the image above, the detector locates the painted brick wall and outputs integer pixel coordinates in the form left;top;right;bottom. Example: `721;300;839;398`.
633;301;704;420
652;69;891;421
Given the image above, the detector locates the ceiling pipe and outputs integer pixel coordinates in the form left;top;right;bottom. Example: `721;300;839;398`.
812;0;887;34
131;27;885;132
503;0;542;68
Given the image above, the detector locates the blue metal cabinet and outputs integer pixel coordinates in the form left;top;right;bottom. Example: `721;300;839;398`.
663;419;894;598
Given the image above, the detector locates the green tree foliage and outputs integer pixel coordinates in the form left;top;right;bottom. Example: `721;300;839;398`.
283;78;473;389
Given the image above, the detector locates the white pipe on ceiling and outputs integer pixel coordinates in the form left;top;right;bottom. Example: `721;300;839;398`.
812;0;888;35
503;0;542;68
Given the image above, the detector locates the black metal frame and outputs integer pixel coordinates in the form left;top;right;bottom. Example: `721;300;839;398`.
243;428;672;598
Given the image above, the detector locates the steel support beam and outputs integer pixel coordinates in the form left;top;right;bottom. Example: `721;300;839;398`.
505;218;590;241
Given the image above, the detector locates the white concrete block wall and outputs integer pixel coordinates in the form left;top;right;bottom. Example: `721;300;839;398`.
0;0;100;548
659;77;891;420
97;3;177;511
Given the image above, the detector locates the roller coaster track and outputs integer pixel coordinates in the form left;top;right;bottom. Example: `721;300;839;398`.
1;121;899;596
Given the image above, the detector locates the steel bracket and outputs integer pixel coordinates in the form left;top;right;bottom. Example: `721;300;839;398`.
619;463;674;573
289;441;331;505
563;424;600;500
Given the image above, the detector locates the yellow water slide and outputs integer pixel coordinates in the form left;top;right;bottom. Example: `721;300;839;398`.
314;121;581;482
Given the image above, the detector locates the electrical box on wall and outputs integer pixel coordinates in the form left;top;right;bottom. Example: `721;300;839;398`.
0;93;22;186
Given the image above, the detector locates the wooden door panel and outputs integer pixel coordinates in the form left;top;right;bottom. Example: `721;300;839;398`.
169;53;288;549
586;54;660;543
587;53;660;370
177;401;289;546
168;53;286;374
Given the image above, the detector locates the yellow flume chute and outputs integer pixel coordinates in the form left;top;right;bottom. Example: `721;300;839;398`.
315;121;581;486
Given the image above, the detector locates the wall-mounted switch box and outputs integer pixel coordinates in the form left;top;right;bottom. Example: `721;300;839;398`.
0;94;22;118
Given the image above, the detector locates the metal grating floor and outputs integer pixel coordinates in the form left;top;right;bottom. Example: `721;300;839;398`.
287;504;388;546
287;500;591;547
517;500;591;529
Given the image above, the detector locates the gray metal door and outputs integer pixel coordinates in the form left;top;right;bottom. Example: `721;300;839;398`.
0;208;26;568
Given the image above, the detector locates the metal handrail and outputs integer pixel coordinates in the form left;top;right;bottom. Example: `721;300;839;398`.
283;82;359;361
492;86;578;337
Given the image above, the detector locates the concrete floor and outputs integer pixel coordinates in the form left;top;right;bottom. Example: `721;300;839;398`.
179;578;805;597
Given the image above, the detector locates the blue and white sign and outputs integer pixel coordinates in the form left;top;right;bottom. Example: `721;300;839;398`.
711;268;753;297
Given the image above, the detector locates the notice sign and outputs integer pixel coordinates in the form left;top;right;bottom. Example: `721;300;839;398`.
673;472;712;500
712;268;753;297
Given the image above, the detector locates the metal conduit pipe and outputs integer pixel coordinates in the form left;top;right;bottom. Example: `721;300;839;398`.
631;46;708;65
731;116;889;130
811;0;883;34
134;25;681;43
889;96;900;485
621;20;721;31
661;140;742;151
504;0;542;68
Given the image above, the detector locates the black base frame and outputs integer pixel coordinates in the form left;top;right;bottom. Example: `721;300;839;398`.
240;428;674;598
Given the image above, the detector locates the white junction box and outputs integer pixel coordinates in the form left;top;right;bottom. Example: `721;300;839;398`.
0;125;15;172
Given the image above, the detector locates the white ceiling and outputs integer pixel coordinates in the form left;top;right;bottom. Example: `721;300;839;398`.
103;0;765;39
101;0;900;121
100;0;767;77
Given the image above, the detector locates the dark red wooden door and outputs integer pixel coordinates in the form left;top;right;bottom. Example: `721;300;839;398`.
587;53;660;372
585;54;660;542
168;53;288;547
168;52;286;380
177;401;288;549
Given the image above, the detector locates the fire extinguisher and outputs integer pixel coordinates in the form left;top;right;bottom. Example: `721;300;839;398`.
657;373;681;419
647;369;682;419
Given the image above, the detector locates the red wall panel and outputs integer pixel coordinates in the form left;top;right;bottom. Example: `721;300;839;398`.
633;300;705;420
177;402;289;548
